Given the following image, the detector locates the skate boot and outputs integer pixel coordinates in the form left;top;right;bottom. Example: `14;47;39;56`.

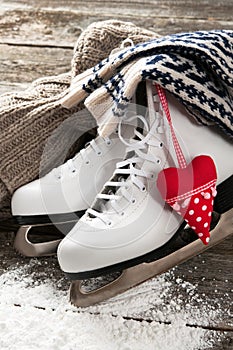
58;81;233;307
11;122;134;257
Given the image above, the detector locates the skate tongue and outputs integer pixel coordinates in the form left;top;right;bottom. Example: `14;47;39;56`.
146;80;160;127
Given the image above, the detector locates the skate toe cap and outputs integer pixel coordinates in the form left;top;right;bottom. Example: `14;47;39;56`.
11;179;43;216
57;235;94;274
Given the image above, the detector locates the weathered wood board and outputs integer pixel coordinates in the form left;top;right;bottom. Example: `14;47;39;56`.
0;0;233;93
0;1;232;348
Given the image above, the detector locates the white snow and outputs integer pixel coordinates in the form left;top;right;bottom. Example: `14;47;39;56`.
0;259;226;350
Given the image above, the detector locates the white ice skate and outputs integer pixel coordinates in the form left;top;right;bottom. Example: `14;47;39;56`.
58;81;233;307
11;122;134;257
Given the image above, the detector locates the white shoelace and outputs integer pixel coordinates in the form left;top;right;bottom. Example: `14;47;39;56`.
87;112;165;226
53;137;111;180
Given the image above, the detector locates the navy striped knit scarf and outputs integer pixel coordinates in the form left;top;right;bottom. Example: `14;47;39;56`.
62;30;233;139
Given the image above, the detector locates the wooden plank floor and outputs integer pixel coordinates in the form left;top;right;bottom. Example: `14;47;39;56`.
0;1;232;349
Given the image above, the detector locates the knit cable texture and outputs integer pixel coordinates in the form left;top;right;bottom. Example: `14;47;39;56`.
0;20;157;218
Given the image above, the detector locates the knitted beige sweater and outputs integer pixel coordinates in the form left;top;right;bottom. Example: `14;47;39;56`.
0;20;157;219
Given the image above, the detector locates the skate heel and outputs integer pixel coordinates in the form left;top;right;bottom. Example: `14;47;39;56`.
214;175;233;214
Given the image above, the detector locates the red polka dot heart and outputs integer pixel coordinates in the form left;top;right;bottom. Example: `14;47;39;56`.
154;84;217;245
157;155;217;245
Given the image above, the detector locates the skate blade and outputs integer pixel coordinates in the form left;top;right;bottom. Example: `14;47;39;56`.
14;225;62;257
70;208;233;307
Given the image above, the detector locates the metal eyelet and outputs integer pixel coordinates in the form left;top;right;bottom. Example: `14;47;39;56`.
141;186;146;192
157;159;161;164
106;140;112;146
159;142;163;148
